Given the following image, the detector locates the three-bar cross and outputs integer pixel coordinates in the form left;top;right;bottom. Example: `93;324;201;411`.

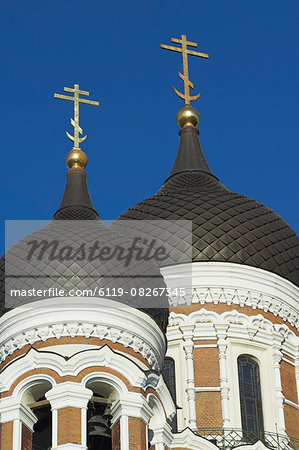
161;35;209;105
54;84;99;149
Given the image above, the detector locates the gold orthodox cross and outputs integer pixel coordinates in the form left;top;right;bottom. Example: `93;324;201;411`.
54;84;99;149
161;35;209;105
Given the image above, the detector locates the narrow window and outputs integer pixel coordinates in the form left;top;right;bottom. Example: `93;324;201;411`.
162;357;177;432
31;396;52;450
238;355;264;441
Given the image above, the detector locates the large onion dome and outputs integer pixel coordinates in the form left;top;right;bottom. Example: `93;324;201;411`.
112;105;299;287
0;149;169;331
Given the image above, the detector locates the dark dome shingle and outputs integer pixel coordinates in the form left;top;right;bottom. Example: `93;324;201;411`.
113;127;299;286
0;168;169;330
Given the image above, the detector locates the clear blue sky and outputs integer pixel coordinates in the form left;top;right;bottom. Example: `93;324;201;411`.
1;0;298;254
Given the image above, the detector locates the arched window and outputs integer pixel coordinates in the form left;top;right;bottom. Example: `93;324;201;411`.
238;355;264;440
31;396;52;450
87;394;112;450
85;379;119;450
162;357;177;432
22;381;52;450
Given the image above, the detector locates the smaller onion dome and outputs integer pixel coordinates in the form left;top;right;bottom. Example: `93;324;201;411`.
0;151;169;331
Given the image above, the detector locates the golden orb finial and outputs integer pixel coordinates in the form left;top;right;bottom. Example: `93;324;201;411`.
176;104;200;129
65;148;88;170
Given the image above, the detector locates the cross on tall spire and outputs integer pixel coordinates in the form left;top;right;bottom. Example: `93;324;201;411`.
54;84;99;149
161;35;209;105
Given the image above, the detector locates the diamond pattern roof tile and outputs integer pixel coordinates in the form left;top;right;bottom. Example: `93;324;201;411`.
113;149;298;287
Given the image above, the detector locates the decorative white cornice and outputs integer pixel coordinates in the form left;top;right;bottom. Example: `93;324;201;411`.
150;423;173;449
0;399;37;430
0;297;166;370
111;393;153;424
168;309;299;365
46;382;92;410
168;308;298;351
161;262;299;329
0;346;176;424
153;376;176;421
0;346;144;393
170;428;218;450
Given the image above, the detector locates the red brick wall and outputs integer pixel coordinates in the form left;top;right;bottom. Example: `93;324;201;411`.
284;404;299;441
193;346;220;387
21;424;32;450
0;421;13;450
128;417;147;449
195;391;222;428
281;360;298;404
57;407;81;445
111;419;121;450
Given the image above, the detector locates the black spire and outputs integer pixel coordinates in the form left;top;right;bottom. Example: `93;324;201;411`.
54;168;99;220
168;126;213;180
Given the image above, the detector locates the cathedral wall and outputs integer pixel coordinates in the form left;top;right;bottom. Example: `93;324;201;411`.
111;419;121;450
0;337;151;373
193;344;219;387
284;404;299;441
193;344;223;428
165;261;299;444
163;262;299;335
195;391;222;428
171;303;299;337
21;424;32;450
128;417;147;449
280;357;298;404
0;421;13;450
0;298;175;450
57;406;82;445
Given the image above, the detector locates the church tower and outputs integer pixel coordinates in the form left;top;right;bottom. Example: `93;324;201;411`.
0;84;174;450
0;35;298;450
112;35;299;449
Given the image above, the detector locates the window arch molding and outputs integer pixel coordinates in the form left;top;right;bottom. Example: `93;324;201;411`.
82;371;128;398
15;376;55;450
147;393;166;428
13;374;56;401
226;340;276;432
147;393;168;448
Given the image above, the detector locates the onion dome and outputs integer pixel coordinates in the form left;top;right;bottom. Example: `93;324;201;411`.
112;104;299;287
0;89;168;330
0;161;168;329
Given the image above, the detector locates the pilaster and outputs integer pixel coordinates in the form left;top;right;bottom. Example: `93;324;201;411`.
46;382;92;450
111;393;153;450
272;332;287;436
0;398;37;450
214;323;230;429
150;422;173;449
180;323;196;429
